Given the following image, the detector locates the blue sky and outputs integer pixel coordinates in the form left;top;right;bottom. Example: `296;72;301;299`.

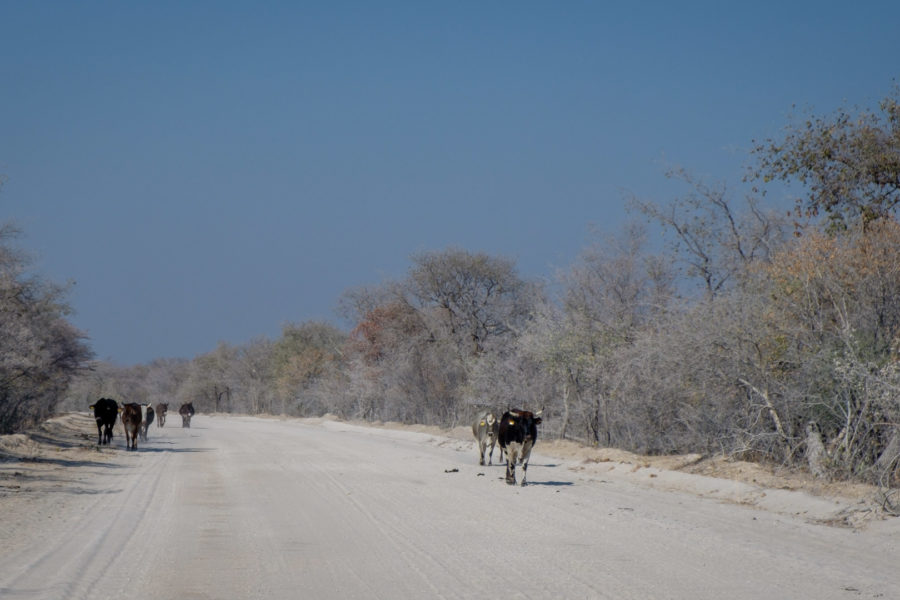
2;1;898;365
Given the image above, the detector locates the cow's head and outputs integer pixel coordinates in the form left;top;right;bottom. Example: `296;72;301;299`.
506;409;542;434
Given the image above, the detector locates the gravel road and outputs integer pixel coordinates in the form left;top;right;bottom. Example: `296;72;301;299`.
1;415;897;599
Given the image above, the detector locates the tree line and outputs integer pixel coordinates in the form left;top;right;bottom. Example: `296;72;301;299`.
7;88;900;487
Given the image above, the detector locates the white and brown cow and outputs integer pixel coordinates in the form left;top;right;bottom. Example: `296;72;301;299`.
156;403;168;428
139;404;155;442
498;408;543;486
472;410;500;466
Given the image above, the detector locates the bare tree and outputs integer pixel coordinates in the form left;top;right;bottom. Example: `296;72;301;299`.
404;248;533;356
0;223;92;432
631;169;785;297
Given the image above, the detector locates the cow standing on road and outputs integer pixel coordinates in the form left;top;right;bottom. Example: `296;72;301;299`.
156;403;168;428
120;403;142;450
498;409;542;486
89;398;118;445
139;404;155;442
179;402;195;428
472;410;500;466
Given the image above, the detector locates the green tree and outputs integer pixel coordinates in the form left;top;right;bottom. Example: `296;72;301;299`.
271;321;346;415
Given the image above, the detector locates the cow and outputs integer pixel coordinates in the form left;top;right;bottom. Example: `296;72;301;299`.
156;403;169;428
89;398;118;445
139;404;155;442
119;403;142;450
179;402;195;428
498;409;543;486
472;410;500;466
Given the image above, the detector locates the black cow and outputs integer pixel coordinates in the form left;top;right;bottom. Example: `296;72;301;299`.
498;409;543;486
89;398;118;445
179;402;195;428
156;403;169;428
139;404;155;442
120;403;142;450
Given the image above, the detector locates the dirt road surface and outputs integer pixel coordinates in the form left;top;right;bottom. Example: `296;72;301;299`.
1;414;898;599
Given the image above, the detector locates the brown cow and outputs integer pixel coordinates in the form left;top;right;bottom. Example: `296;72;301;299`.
179;402;195;428
119;403;142;450
156;403;169;427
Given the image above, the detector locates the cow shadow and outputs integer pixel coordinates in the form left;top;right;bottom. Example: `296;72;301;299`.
0;455;130;469
527;480;574;487
134;446;212;454
485;462;560;468
27;432;91;449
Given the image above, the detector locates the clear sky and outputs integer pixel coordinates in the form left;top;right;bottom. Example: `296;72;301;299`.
2;1;898;365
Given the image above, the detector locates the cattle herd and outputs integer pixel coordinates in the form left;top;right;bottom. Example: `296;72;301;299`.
472;408;543;486
88;398;195;451
89;398;543;486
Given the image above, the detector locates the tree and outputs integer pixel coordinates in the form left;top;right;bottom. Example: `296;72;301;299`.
750;87;900;230
631;169;784;297
0;223;93;432
233;338;276;415
553;222;675;444
271;322;346;415
405;248;533;356
760;221;900;481
182;342;239;413
338;249;537;426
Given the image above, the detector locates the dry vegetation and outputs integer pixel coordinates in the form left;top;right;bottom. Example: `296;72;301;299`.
7;89;900;497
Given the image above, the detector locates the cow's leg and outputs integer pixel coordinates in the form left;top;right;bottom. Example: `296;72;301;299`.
505;447;518;485
520;445;533;486
96;422;103;445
